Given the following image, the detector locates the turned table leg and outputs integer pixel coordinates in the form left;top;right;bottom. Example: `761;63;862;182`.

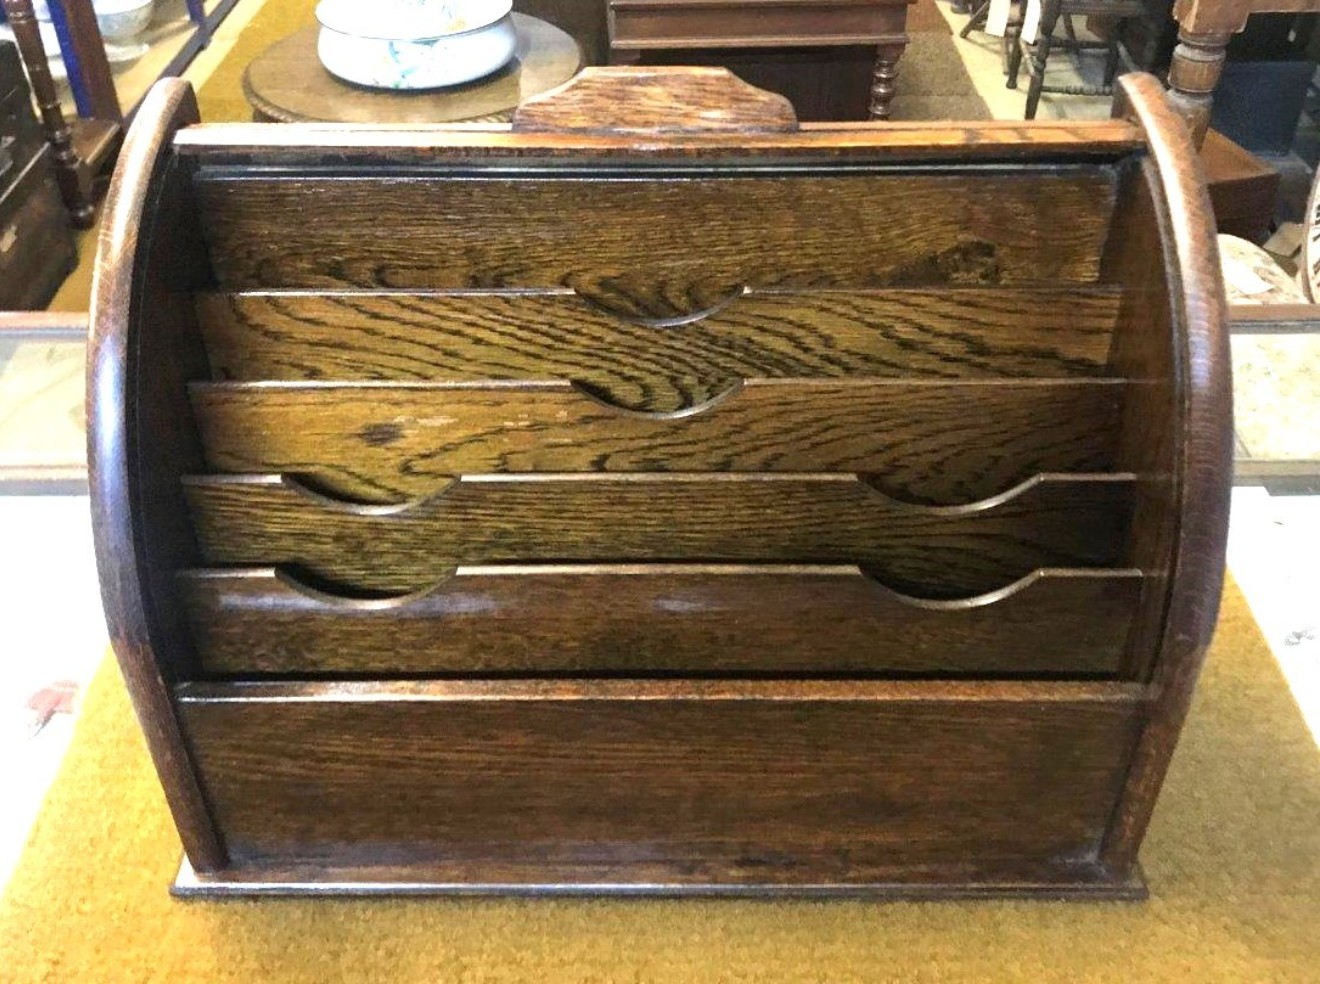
1165;27;1233;148
869;44;903;121
1;0;96;226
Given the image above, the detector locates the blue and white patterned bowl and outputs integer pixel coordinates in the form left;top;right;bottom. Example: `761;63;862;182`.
315;0;517;90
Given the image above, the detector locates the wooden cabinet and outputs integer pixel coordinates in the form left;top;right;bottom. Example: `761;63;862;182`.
607;0;913;120
87;68;1232;898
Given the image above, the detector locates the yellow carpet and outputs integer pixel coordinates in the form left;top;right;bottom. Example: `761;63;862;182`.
1;578;1318;982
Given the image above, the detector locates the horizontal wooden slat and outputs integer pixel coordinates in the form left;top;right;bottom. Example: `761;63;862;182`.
173;119;1145;163
189;378;1125;504
180;565;1143;677
182;473;1135;597
194;287;1122;407
175;678;1144;883
193;169;1119;293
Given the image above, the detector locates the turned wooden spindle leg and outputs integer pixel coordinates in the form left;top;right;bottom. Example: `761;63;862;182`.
868;44;903;121
1;0;96;226
1165;28;1232;147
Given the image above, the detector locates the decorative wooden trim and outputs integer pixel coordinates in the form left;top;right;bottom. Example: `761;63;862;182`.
171;119;1144;162
173;855;1150;899
513;66;798;133
1099;74;1233;872
87;79;227;872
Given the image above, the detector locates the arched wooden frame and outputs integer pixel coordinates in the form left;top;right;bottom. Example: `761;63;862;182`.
89;70;1230;895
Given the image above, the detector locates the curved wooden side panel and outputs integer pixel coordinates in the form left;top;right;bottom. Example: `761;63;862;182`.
1100;75;1233;871
87;79;226;870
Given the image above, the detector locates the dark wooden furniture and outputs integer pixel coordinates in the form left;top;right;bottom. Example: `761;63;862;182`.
607;0;914;120
88;67;1232;898
0;39;74;307
242;15;583;124
1167;0;1320;144
1;0;116;225
1007;0;1146;119
1201;127;1280;243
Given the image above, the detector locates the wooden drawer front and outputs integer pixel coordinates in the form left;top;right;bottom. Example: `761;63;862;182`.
176;680;1144;884
189;379;1124;505
181;566;1142;678
183;473;1133;597
192;169;1118;293
609;0;908;48
194;287;1121;401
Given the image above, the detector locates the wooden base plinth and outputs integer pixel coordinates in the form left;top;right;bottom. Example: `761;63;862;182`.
173;858;1149;901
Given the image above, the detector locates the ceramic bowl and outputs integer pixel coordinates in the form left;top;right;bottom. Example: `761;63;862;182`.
315;0;517;90
30;0;154;41
92;0;155;41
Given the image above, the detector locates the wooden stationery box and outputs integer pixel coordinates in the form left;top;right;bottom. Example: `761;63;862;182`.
87;68;1232;898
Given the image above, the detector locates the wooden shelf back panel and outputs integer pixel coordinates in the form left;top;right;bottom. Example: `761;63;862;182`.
188;378;1126;505
182;473;1135;597
175;678;1146;881
180;565;1143;678
191;168;1121;294
194;286;1122;406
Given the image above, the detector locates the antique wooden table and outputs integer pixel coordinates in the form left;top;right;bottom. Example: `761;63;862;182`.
242;13;582;123
606;0;914;120
1166;0;1320;145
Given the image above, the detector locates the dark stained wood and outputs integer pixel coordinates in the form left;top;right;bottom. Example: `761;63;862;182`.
182;473;1135;597
188;379;1126;504
85;73;1233;896
181;565;1143;677
85;79;226;872
605;1;912;121
194;286;1122;402
1;0;97;225
1099;73;1233;871
608;0;910;47
513;66;798;132
176;679;1145;884
192;168;1120;295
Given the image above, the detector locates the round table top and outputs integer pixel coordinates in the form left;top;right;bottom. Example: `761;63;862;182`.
242;13;583;124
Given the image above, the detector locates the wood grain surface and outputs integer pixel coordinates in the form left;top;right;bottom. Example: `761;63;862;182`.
194;286;1121;405
182;473;1135;597
180;565;1143;677
188;378;1126;504
1098;74;1233;874
173;119;1145;165
192;169;1119;296
85;79;227;871
511;66;798;133
176;678;1145;882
